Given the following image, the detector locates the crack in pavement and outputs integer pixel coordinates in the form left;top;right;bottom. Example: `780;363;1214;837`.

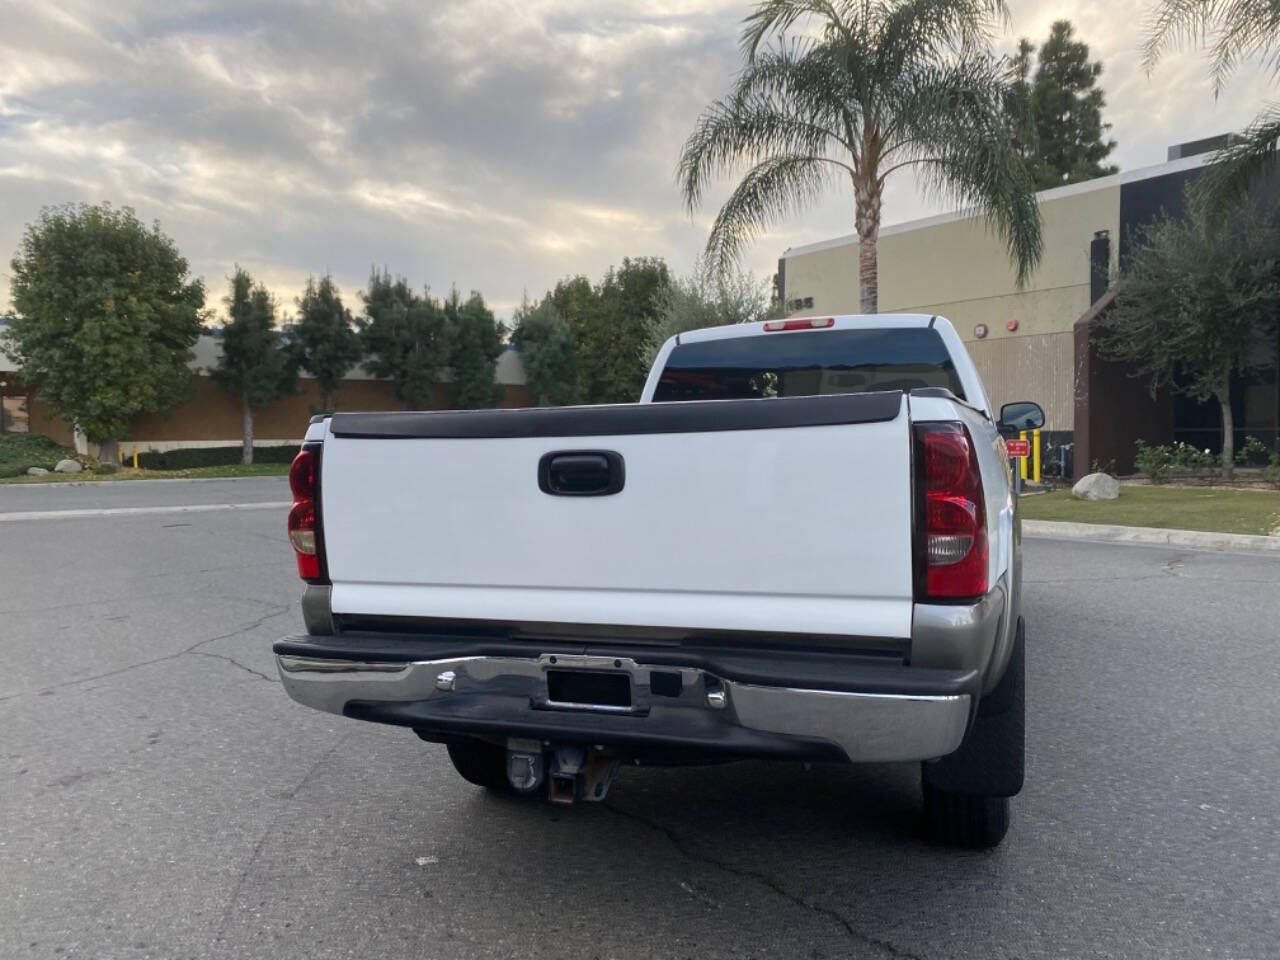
214;730;354;944
603;801;925;960
5;603;293;700
188;649;278;683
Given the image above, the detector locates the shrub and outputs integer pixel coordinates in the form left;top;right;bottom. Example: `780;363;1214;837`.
1170;441;1217;472
92;462;118;475
1235;435;1275;467
1135;440;1222;481
1265;452;1280;489
1134;440;1173;484
136;445;299;470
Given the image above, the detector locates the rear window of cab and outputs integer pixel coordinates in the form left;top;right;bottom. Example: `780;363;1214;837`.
652;327;965;402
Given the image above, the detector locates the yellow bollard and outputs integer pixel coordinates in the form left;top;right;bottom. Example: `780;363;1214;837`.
132;448;139;469
1032;428;1041;484
1019;430;1028;481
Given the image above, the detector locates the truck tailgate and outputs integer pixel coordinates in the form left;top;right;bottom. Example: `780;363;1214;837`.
320;393;915;639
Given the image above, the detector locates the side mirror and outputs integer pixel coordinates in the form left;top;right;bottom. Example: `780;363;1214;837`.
999;401;1045;432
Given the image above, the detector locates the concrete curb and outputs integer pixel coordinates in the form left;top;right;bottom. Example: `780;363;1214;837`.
0;501;291;523
0;474;288;490
1024;519;1280;555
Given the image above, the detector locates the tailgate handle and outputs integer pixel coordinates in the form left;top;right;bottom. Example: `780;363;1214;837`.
539;450;625;497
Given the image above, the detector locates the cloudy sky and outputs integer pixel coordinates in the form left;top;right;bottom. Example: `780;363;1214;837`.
0;0;1273;323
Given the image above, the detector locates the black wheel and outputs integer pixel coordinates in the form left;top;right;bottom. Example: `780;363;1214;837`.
923;784;1010;848
921;617;1025;848
446;739;511;791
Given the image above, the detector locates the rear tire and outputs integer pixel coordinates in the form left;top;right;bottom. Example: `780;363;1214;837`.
921;616;1025;848
446;739;511;791
923;784;1010;848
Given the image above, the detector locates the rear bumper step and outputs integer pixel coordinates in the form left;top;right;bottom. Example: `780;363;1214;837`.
275;651;972;764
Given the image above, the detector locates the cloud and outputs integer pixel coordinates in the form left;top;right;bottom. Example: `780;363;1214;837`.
0;0;1274;320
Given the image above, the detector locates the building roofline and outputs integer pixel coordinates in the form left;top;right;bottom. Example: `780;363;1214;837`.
780;152;1212;259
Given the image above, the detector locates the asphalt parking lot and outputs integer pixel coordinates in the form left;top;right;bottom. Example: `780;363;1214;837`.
2;477;1278;960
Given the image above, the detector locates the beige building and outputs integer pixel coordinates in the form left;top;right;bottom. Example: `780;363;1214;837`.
775;145;1280;476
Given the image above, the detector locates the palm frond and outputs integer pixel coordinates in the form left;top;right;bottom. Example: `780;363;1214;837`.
1205;0;1280;93
1194;105;1280;232
886;59;1042;285
729;40;857;126
741;0;857;59
1142;0;1216;74
703;155;835;275
678;44;854;213
874;0;1009;70
1143;0;1280;94
678;97;850;212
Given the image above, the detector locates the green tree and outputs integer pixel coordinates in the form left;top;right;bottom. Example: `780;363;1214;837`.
511;298;580;406
678;0;1042;314
3;203;204;463
445;289;506;409
542;260;672;404
1096;192;1280;478
641;258;781;368
1006;38;1038;166
1144;0;1280;230
547;274;604;402
210;268;296;464
359;270;449;410
1006;21;1118;189
592;257;671;403
291;275;361;413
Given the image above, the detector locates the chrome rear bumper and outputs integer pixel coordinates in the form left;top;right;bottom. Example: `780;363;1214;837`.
276;652;971;763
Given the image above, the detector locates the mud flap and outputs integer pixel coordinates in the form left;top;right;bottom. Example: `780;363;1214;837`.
922;617;1025;797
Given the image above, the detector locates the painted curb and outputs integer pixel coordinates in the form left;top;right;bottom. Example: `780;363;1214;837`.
0;474;289;490
1024;519;1280;555
0;501;290;523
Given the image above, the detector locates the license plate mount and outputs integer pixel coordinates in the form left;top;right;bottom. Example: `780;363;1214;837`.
545;669;632;711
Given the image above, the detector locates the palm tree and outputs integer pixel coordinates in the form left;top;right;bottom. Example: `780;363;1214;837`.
1143;0;1280;230
678;0;1042;314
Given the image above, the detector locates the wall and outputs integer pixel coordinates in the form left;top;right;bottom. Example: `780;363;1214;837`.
1074;300;1175;476
27;375;535;453
967;332;1076;430
17;338;535;452
780;181;1123;431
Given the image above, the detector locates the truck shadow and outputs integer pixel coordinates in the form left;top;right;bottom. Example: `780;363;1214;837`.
597;757;925;847
440;757;1017;953
218;736;1025;956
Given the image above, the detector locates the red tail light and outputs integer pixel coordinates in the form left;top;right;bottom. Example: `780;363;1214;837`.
915;422;987;600
287;445;326;582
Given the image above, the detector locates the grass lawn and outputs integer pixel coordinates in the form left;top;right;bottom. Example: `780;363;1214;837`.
0;462;290;483
1021;485;1280;536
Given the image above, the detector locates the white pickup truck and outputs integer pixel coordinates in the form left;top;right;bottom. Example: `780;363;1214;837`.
275;314;1043;847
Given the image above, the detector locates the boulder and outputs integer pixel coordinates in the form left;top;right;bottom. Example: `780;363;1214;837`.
1072;472;1120;501
26;466;49;476
53;458;83;474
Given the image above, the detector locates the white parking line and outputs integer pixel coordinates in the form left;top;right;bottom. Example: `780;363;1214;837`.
0;501;291;522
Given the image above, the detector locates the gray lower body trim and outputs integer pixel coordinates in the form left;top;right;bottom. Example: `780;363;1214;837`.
301;584;335;636
910;582;1008;690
